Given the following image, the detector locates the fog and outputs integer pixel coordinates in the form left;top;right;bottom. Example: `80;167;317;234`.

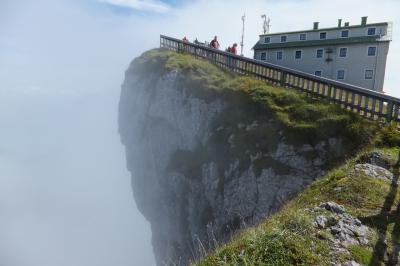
1;0;399;266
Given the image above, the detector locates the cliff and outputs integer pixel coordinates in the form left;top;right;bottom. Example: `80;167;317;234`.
118;49;396;265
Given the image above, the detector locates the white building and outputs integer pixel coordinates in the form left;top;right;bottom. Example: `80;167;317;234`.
253;17;392;92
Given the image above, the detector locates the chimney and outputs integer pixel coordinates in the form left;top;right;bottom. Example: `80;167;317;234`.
344;22;350;27
361;16;368;26
338;19;342;27
313;22;319;30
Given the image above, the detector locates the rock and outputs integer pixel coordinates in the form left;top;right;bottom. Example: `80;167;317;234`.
319;206;368;249
334;186;343;192
389;244;400;265
320;202;346;214
315;215;328;229
359;151;391;169
341;260;361;266
245;121;258;131
354;163;394;182
342;215;362;227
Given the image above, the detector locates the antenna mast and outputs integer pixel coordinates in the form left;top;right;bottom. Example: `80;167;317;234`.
240;13;245;56
261;14;271;34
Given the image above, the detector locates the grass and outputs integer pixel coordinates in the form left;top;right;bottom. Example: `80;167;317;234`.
349;245;374;265
196;209;331;266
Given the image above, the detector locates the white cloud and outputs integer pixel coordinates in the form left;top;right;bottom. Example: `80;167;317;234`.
98;0;171;13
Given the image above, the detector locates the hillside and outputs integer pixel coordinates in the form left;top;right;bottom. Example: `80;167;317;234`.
196;145;400;266
118;49;400;266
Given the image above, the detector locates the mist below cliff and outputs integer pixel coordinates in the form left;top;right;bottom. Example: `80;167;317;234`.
0;90;155;266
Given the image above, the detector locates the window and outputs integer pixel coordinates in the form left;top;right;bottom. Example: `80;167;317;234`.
277;51;283;60
295;50;302;59
280;35;287;42
316;49;324;58
368;46;377;56
299;33;307;41
261;52;267;61
264;37;271;43
341;30;349;38
315;70;322;77
337;70;345;80
320;32;327;39
365;70;374;80
339;47;348;57
367;27;376;36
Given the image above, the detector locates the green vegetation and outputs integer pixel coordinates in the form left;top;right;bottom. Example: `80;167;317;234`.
133;49;400;266
349;245;373;265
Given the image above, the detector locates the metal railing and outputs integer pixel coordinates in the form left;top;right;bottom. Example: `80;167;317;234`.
160;35;400;122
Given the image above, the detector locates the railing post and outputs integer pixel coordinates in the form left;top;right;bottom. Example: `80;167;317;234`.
394;103;399;121
280;71;287;87
387;101;394;121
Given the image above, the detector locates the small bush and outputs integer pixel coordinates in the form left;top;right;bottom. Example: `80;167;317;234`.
376;123;400;147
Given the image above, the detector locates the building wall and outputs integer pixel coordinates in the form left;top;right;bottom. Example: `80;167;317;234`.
254;42;390;91
258;25;388;44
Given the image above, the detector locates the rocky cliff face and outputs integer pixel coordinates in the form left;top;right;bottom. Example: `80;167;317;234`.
118;50;361;265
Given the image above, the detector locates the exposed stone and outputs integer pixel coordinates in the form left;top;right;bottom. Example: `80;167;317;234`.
320;202;346;214
314;202;370;258
358;151;391;169
354;163;394;182
389;244;400;265
341;260;361;266
245;121;258;131
315;215;328;229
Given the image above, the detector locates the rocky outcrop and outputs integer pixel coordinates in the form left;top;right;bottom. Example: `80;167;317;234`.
118;52;355;265
313;202;370;266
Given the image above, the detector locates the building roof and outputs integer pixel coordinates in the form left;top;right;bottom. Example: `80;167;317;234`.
259;22;389;37
252;36;389;50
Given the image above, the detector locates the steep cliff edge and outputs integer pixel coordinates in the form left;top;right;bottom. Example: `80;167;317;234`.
118;49;381;265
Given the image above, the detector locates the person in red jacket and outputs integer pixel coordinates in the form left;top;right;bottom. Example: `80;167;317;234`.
230;43;238;55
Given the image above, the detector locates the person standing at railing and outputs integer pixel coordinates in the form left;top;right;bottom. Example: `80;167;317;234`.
227;43;238;69
230;43;238;55
210;36;220;49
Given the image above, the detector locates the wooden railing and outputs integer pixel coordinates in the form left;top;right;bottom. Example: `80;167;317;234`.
160;35;400;122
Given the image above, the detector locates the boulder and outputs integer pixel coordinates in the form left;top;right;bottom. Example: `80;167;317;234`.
320;202;346;214
354;163;394;182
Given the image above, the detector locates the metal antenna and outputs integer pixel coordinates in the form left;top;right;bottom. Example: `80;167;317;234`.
261;14;271;34
240;13;245;56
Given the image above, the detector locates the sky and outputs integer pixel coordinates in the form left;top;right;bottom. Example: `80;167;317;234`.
0;1;399;266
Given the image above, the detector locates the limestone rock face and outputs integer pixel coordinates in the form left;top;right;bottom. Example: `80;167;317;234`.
118;62;348;265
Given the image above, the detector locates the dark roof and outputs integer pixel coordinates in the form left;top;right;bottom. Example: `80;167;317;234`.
259;22;389;37
252;36;389;50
